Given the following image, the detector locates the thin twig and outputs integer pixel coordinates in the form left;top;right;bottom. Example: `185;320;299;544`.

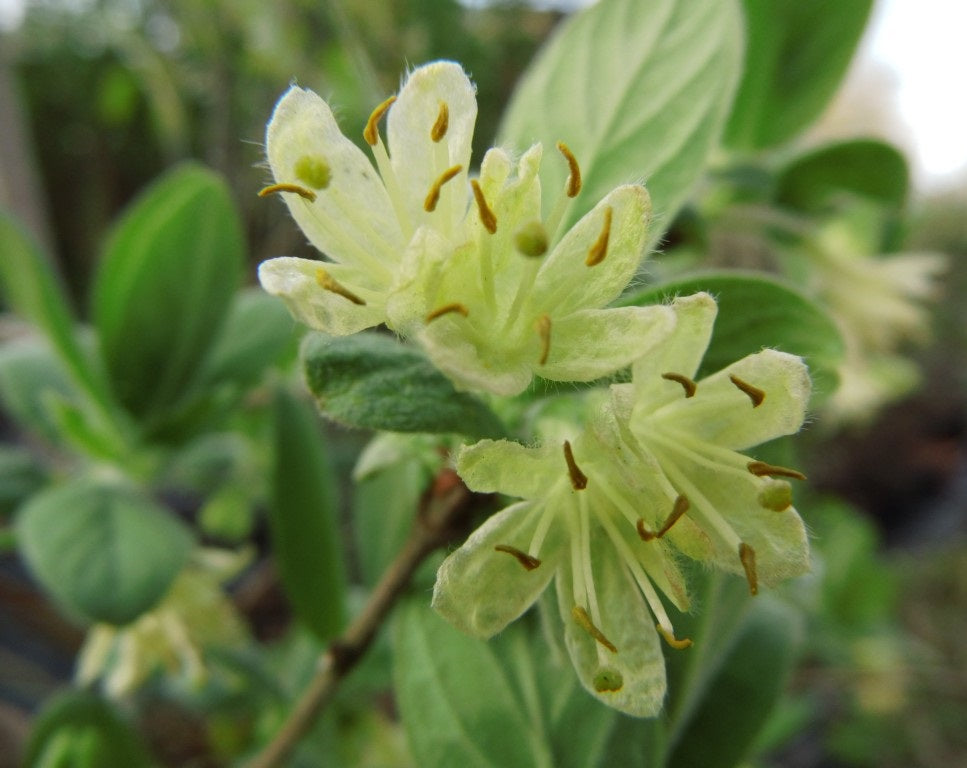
246;472;474;768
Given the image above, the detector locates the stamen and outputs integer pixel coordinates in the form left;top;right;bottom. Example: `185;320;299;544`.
563;440;588;490
430;101;449;142
585;206;613;266
494;544;541;571
662;372;697;398
294;155;331;190
315;268;366;305
557;141;582;198
729;374;766;407
514;221;549;257
470;180;498;234
747;461;807;481
424;165;463;212
739;542;758;596
536;313;552;365
593;668;624;693
258;183;316;202
572;605;617;653
426;302;469;322
637;494;689;541
363;95;396;146
656;624;693;650
758;478;793;511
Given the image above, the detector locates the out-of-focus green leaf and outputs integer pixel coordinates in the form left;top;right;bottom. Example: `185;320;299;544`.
16;476;194;625
0;445;46;517
499;0;743;247
269;387;346;641
92;163;244;420
24;690;153;768
302;333;506;439
666;597;802;768
394;599;554;768
621;272;844;401
0;211;111;409
726;0;873;149
0;337;76;442
776;139;909;212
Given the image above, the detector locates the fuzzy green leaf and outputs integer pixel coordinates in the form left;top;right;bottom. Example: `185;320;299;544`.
499;0;743;247
302;332;506;438
16;476;194;625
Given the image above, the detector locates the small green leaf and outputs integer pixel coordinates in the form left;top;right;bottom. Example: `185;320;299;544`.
499;0;743;247
16;476;194;625
302;332;506;438
394;599;554;768
666;597;802;768
776;139;909;212
0;337;76;442
621;272;844;401
92;163;245;420
24;690;153;768
0;211;111;409
269;387;346;641
726;0;873;149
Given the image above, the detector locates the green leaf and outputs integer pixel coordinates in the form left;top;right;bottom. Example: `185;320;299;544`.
0;445;46;516
16;476;194;625
393;599;554;768
92;163;245;420
269;387;346;641
621;272;844;401
24;690;153;768
665;597;802;768
726;0;873;149
0;211;112;410
775;139;909;212
499;0;743;247
0;337;76;442
302;332;506;438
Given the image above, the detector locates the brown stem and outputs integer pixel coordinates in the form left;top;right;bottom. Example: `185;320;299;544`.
246;472;474;768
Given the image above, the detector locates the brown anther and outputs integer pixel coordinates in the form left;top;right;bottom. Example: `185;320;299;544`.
747;461;807;481
425;302;469;322
585;206;613;266
557;141;582;198
572;605;617;653
739;542;758;596
637;494;689;541
258;183;317;202
424;164;463;212
315;268;366;305
562;440;588;490
536;313;552;365
656;624;693;650
364;95;396;146
431;100;449;142
662;372;697;398
730;374;766;407
494;544;541;571
470;179;498;234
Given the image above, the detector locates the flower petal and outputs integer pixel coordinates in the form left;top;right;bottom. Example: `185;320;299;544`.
388;61;477;232
556;531;666;717
432;501;563;638
266;87;404;271
258;257;385;335
540;305;675;383
527;185;651;314
457;439;559;499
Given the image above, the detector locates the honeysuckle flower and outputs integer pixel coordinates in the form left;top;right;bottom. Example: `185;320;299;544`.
258;60;671;395
432;292;812;716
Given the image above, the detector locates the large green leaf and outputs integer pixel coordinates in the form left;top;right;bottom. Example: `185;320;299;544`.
726;0;873;149
302;332;506;439
92;163;244;420
269;387;346;641
775;139;909;212
16;476;194;625
394;600;555;768
621;272;844;401
499;0;743;247
0;211;112;411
